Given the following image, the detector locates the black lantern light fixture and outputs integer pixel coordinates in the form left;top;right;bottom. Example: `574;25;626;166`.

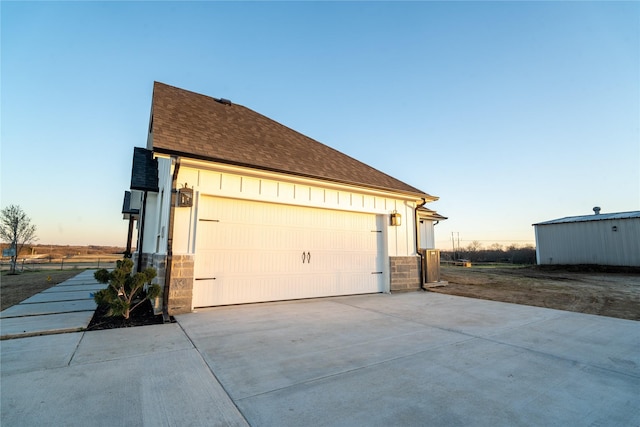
177;183;193;207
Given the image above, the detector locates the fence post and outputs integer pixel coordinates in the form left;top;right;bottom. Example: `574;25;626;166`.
98;258;100;269
61;259;64;270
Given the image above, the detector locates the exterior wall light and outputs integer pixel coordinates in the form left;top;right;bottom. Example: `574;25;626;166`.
390;210;402;226
178;183;193;207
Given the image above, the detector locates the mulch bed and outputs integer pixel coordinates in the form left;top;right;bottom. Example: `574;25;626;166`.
86;299;175;330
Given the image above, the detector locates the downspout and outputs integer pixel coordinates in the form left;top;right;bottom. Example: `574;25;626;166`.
136;191;148;272
125;216;135;258
162;156;180;322
415;198;427;290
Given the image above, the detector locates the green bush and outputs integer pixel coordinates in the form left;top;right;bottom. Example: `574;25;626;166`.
93;258;161;319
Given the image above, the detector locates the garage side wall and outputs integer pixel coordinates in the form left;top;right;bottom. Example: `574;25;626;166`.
135;158;197;314
138;158;172;255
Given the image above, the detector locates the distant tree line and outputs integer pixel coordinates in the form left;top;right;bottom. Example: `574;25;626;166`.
441;241;536;264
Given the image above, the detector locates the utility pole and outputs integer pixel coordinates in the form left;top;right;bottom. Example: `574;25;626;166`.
451;232;460;260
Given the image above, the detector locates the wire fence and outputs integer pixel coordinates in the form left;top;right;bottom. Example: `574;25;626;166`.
0;258;119;272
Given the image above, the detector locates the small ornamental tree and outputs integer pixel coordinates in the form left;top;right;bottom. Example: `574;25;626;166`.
0;205;37;274
93;258;161;320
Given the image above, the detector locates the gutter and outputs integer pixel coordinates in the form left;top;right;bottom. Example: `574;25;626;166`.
415;198;427;290
162;156;180;322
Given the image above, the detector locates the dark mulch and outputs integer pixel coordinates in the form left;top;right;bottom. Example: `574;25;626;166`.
87;299;175;331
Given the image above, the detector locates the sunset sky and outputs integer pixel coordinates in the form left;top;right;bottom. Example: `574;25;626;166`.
2;1;638;249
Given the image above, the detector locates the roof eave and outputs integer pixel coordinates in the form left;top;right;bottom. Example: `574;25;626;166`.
153;147;437;201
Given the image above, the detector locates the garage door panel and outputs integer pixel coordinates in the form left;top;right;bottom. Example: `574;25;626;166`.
193;196;384;307
197;273;381;306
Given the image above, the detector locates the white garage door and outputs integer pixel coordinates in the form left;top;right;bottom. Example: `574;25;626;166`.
193;196;385;307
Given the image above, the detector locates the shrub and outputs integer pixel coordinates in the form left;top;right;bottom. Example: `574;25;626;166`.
93;258;161;319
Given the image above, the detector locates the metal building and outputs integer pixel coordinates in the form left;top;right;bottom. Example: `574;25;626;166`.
533;209;640;267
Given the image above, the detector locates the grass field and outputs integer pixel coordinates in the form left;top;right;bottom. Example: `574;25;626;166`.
435;264;640;321
0;270;83;310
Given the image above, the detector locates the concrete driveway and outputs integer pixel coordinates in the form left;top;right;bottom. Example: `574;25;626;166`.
176;292;640;426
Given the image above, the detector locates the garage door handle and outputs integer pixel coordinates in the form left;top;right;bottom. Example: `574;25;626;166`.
306;252;311;263
302;252;306;263
302;251;311;263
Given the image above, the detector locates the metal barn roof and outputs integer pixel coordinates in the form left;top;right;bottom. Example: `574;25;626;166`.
534;211;640;226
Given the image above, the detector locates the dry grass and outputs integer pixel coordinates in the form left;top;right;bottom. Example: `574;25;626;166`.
0;270;83;310
434;265;640;321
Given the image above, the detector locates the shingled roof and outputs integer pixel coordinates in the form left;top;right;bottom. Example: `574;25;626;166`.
148;82;434;199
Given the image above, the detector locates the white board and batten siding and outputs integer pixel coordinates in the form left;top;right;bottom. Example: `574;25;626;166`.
137;158;173;254
158;160;421;308
193;197;386;306
534;214;640;267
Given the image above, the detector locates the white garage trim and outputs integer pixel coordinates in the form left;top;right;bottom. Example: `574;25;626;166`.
193;196;387;307
178;157;436;202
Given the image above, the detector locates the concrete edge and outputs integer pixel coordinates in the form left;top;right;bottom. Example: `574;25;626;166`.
1;327;86;341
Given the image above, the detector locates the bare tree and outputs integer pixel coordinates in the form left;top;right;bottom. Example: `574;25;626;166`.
488;243;503;251
466;240;483;252
0;205;37;274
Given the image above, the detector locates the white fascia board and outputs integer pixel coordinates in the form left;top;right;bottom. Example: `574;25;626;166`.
159;156;437;204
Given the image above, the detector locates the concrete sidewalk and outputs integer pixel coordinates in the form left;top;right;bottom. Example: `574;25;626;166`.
0;325;249;426
0;270;100;339
1;270;248;426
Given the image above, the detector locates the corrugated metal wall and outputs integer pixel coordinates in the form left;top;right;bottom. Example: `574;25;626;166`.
535;218;640;266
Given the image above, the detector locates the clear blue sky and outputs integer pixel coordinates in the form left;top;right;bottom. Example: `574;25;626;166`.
2;1;638;249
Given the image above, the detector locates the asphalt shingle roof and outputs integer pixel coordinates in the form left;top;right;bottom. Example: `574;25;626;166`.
149;82;434;198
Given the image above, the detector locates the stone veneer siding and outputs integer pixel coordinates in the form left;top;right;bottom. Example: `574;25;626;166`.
166;254;194;315
389;256;422;292
134;252;194;315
